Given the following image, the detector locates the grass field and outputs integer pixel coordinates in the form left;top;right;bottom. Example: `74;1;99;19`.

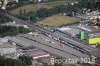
9;4;36;15
9;0;77;15
37;15;79;27
9;3;52;15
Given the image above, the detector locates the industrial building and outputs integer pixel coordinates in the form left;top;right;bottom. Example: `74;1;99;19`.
88;37;100;45
77;25;92;32
56;27;81;37
28;50;50;59
0;36;16;56
0;36;11;44
0;44;16;55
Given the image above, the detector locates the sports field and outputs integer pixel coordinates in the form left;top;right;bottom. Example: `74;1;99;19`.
37;15;79;27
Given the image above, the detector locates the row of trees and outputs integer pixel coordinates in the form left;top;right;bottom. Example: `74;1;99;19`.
0;26;34;37
0;55;34;66
0;56;26;66
0;14;12;24
0;55;76;66
77;0;99;10
18;55;33;65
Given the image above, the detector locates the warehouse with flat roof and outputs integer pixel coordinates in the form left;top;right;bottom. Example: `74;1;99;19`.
0;44;16;55
56;27;81;36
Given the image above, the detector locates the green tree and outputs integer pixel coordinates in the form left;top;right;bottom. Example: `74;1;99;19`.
0;14;12;24
0;26;34;37
0;56;26;66
19;55;33;65
19;9;23;17
30;16;37;23
24;9;26;14
54;63;63;66
96;43;100;49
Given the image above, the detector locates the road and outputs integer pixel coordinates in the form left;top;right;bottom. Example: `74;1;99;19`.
0;9;100;60
11;34;89;59
0;9;100;56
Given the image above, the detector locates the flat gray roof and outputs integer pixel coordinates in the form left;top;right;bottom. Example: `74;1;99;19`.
0;44;15;48
58;27;80;35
